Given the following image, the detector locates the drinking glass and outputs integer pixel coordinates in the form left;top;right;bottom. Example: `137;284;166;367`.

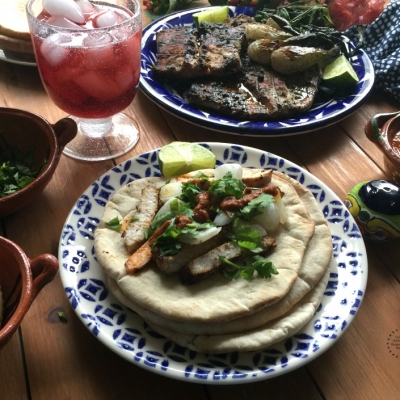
27;0;142;161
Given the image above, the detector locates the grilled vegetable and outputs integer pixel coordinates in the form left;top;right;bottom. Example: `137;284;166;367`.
271;44;340;75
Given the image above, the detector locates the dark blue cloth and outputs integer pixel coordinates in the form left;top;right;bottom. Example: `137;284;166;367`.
346;0;400;103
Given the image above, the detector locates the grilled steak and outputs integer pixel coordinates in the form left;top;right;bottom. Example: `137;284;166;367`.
153;15;252;80
184;59;322;120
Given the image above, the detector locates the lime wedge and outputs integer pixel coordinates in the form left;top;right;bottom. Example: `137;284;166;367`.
158;142;216;178
323;54;359;88
193;6;230;26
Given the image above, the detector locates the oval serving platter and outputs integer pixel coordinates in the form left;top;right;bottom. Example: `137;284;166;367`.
59;143;368;384
140;6;374;137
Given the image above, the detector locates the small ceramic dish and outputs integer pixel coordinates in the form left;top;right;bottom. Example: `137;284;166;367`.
0;107;77;217
0;236;59;350
365;111;400;184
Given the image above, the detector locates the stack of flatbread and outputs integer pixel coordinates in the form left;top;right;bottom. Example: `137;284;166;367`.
94;169;333;354
0;0;35;61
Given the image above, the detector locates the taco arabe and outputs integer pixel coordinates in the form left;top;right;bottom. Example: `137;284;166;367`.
94;164;333;353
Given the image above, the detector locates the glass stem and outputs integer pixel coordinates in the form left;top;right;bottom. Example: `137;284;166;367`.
79;117;113;138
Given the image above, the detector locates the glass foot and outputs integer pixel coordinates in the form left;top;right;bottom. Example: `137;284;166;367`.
63;113;139;161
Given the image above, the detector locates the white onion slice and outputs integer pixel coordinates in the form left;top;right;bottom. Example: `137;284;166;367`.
159;181;182;204
154;197;182;219
252;203;281;232
179;227;221;244
214;163;243;180
213;211;234;226
275;190;288;224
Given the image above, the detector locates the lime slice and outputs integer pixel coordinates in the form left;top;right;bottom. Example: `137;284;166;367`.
323;54;359;88
158;142;216;178
193;6;230;26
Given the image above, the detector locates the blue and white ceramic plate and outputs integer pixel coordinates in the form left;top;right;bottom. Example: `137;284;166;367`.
59;143;368;383
140;6;374;136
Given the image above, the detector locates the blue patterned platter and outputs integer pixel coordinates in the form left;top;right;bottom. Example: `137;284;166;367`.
59;143;368;384
140;6;374;137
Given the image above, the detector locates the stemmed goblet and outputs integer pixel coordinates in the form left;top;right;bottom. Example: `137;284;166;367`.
27;0;142;161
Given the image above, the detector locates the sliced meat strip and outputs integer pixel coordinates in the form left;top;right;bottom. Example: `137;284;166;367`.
125;220;171;274
180;242;242;284
241;169;272;187
155;227;228;275
124;185;159;253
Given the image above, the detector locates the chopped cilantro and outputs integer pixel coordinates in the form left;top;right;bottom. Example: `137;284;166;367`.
0;142;46;197
237;193;274;221
179;183;201;207
220;255;278;281
208;172;246;199
58;311;68;321
105;217;122;231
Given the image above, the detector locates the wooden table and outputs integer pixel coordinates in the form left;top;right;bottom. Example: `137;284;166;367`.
1;4;400;399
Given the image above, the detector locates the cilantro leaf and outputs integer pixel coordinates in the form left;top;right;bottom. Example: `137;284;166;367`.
179;183;201;207
0;144;46;198
237;193;274;221
219;255;278;281
208;172;246;198
105;217;122;231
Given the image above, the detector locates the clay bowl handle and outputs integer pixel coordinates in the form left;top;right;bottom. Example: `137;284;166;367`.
29;254;59;300
365;111;400;144
52;118;77;151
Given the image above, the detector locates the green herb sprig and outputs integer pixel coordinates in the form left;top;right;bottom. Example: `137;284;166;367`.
220;255;278;280
0;142;45;198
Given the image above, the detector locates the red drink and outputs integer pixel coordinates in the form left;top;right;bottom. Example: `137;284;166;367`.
32;3;141;119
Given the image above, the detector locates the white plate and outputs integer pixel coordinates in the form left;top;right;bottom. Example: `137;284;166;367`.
0;49;36;67
59;143;368;384
140;6;374;136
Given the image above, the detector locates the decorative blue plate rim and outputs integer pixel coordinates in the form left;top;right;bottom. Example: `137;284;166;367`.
139;6;374;137
59;143;368;384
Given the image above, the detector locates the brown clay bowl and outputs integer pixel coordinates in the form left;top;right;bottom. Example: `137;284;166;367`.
365;111;400;184
0;107;77;217
0;236;59;350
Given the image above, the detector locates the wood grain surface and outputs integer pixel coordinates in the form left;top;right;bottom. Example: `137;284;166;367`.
1;3;400;400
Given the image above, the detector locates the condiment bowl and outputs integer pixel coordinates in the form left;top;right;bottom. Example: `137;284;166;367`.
0;107;77;217
0;236;59;350
365;111;400;184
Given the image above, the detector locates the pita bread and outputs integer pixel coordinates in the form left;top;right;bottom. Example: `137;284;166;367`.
108;172;332;335
144;261;332;354
0;0;32;41
95;171;315;323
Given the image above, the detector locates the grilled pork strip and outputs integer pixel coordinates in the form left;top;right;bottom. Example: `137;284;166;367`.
125;220;171;274
180;242;242;284
124;185;159;253
153;16;251;80
180;236;277;284
155;227;228;274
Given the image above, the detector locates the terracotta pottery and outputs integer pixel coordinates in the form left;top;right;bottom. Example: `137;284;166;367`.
0;236;59;350
365;111;400;184
0;107;77;217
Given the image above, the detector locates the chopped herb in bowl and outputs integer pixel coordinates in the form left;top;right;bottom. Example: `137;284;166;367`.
0;140;46;198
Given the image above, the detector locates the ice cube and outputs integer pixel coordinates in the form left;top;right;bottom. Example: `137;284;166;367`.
81;36;115;70
43;0;85;24
82;32;113;47
40;33;69;66
92;11;119;28
47;16;85;29
75;0;95;14
73;71;125;100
